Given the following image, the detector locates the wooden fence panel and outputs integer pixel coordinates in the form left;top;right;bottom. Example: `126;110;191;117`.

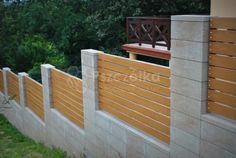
8;71;20;103
0;70;3;92
25;76;44;120
51;68;84;128
98;53;171;144
208;17;236;120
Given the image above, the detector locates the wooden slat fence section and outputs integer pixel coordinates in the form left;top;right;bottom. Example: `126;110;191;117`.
0;70;3;92
51;68;84;128
8;71;20;103
208;17;236;120
98;53;171;144
25;76;44;120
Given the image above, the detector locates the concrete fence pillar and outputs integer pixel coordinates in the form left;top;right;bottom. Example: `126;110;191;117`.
81;49;103;157
2;67;11;96
41;64;55;119
18;72;28;107
170;15;210;158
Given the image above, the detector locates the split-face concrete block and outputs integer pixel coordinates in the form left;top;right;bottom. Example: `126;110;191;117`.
171;15;209;42
145;143;170;158
200;140;236;158
126;132;146;155
81;49;102;68
170;57;208;81
201;121;236;154
170;143;199;158
171;127;200;154
171;92;206;118
95;113;111;132
171;40;208;62
108;133;126;157
171;110;201;137
171;75;207;101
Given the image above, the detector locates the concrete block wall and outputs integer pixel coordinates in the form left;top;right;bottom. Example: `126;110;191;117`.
0;15;235;158
170;15;236;158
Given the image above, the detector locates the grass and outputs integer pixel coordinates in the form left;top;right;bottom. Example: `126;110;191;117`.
0;114;71;158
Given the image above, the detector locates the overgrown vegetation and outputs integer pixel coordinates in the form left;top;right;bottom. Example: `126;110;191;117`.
0;114;71;158
0;0;210;80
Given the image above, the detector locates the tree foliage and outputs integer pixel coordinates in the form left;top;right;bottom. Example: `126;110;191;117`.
0;0;210;79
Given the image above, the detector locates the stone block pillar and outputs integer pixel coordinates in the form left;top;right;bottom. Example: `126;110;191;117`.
18;72;28;107
81;49;103;157
2;67;11;96
170;15;210;158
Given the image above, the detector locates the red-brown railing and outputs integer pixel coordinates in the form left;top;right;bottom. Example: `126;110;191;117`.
127;17;171;50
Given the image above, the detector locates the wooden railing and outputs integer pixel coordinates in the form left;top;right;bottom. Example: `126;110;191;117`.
25;76;44;120
98;53;170;144
127;17;171;50
51;68;84;128
0;70;3;92
208;17;236;120
8;71;20;103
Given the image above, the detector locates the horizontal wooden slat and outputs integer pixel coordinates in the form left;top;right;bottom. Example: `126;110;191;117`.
53;102;84;128
210;30;236;43
208;101;236;120
99;69;170;94
99;53;170;77
100;92;169;126
208;90;236;108
209;42;236;56
52;78;83;98
209;54;236;70
51;69;83;90
210;17;236;30
51;68;84;128
52;86;82;104
100;97;169;134
52;95;83;115
99;63;170;87
100;88;170;116
209;66;236;82
53;98;83;119
25;76;44;120
100;103;169;144
209;78;236;96
99;78;170;106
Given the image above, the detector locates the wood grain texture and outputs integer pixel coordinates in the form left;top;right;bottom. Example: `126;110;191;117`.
98;53;170;143
51;68;84;128
208;101;236;120
8;72;20;103
209;42;236;56
209;54;236;70
208;17;236;121
210;30;236;43
25;76;44;121
210;17;236;30
99;53;170;77
209;66;236;82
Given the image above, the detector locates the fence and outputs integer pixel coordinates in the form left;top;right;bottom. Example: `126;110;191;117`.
25;76;44;121
0;70;3;92
208;17;236;120
51;68;84;128
98;53;170;144
8;71;20;103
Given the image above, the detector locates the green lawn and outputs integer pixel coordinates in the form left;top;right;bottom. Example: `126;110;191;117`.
0;114;71;158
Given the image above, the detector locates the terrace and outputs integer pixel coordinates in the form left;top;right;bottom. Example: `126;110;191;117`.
122;17;171;60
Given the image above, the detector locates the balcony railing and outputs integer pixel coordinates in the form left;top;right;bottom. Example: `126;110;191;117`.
126;17;171;50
